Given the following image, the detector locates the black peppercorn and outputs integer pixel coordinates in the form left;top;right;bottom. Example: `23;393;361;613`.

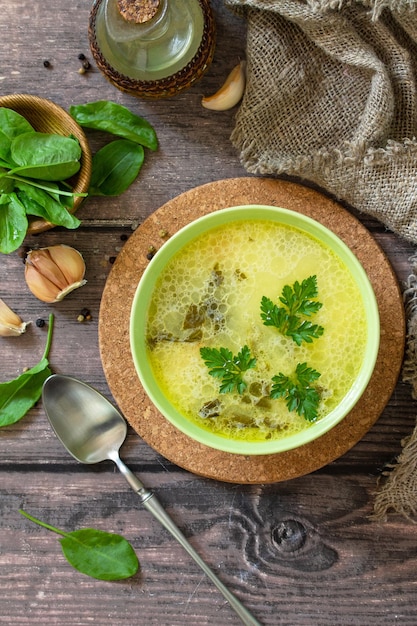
43;60;51;68
36;318;45;328
78;53;86;61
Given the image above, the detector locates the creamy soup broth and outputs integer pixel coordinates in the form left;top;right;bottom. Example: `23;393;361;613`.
145;219;368;442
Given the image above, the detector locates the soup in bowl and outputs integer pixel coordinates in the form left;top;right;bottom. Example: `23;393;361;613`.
130;205;380;455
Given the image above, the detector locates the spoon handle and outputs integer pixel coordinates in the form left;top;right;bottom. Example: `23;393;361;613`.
113;456;262;626
143;492;262;626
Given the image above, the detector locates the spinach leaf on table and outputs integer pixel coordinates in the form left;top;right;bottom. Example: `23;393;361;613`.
0;314;54;427
20;510;140;581
89;139;145;196
69;100;158;151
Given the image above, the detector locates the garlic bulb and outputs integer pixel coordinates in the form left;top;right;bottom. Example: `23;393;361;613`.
202;61;246;111
0;298;29;336
25;245;87;303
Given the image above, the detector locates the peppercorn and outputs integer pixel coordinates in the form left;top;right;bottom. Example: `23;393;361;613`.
77;307;92;322
36;318;45;328
78;53;86;61
146;245;156;260
109;256;116;264
82;60;91;70
43;60;51;68
120;234;128;241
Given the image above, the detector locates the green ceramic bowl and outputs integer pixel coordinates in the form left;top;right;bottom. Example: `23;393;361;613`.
130;205;380;455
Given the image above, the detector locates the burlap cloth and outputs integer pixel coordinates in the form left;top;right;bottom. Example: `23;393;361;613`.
225;0;417;520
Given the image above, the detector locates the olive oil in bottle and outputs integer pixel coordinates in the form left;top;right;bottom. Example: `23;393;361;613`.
89;0;216;98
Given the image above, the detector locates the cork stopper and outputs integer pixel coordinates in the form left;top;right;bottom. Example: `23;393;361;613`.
117;0;160;24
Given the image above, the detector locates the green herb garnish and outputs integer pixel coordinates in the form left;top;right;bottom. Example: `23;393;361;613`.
260;275;324;345
200;345;256;394
19;510;139;581
0;313;54;427
270;362;321;422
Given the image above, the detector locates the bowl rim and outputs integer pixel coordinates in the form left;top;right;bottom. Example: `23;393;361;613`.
130;204;380;455
0;93;92;234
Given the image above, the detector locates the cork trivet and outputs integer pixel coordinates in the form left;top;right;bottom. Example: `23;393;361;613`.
99;178;405;483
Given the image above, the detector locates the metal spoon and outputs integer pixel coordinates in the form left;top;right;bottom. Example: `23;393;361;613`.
42;374;262;626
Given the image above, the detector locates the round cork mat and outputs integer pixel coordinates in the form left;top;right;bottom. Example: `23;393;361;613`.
99;178;405;483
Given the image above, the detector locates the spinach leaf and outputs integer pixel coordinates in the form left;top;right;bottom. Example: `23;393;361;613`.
0;192;28;254
20;510;139;581
0;169;15;193
0;110;85;254
0;314;54;427
9;132;82;180
0;108;34;162
15;181;81;229
70;101;158;151
10;174;84;200
0;130;15;166
61;529;139;580
89;139;145;196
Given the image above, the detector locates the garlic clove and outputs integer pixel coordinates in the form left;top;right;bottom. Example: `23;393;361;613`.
202;61;246;111
47;245;86;285
25;244;87;303
24;263;65;303
26;248;69;289
0;298;30;336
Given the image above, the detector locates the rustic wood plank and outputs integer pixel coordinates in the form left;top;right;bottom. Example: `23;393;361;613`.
1;0;417;625
3;471;417;625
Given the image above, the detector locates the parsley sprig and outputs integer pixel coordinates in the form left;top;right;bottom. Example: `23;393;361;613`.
199;345;256;394
199;276;325;423
260;275;324;345
270;362;321;422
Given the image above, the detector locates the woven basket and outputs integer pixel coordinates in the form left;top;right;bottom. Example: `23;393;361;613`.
0;93;92;235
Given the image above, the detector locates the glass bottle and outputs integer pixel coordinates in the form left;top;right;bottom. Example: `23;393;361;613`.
89;0;216;98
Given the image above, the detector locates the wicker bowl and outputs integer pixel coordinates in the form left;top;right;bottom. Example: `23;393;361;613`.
0;94;92;235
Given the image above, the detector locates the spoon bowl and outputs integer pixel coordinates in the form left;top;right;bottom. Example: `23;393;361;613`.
43;375;126;464
42;374;261;626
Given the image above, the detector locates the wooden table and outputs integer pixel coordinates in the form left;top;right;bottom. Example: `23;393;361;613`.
1;2;417;625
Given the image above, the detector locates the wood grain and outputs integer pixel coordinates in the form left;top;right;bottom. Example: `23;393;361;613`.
1;1;417;625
